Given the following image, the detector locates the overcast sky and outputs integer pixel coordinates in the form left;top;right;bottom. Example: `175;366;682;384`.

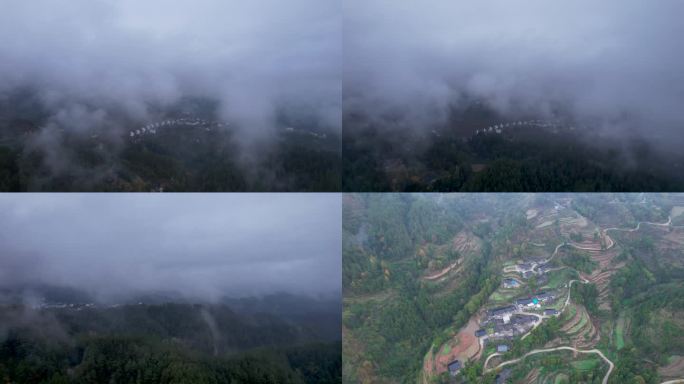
0;194;341;301
0;0;341;138
344;0;684;140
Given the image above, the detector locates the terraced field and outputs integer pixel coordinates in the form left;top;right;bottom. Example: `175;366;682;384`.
350;194;684;383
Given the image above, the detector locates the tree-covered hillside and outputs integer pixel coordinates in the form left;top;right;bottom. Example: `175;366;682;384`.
0;298;341;384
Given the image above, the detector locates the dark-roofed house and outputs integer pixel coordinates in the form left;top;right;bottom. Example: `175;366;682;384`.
447;360;461;376
493;323;516;338
511;314;537;325
537;274;549;285
487;305;517;318
544;308;559;316
516;298;535;307
475;329;486;337
518;263;533;270
502;278;520;288
536;292;554;301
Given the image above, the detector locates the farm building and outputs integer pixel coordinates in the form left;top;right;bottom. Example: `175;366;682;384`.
516;297;537;308
510;314;537;326
502;278;520;288
487;305;517;318
518;262;533;271
536;274;549;285
475;329;487;337
447;360;461;376
536;292;554;302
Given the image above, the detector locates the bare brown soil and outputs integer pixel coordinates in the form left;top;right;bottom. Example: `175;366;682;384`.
659;356;684;379
432;316;482;376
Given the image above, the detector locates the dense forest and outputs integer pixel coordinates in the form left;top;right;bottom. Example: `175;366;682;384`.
343;194;532;382
344;194;684;383
0;293;341;384
0;93;340;192
342;112;684;192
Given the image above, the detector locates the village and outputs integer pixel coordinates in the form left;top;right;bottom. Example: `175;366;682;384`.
446;259;562;379
127;117;329;142
472;119;574;137
128;117;225;140
422;198;625;384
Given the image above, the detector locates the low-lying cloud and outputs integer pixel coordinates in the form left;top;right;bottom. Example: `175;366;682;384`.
344;0;684;142
0;194;341;301
0;0;341;138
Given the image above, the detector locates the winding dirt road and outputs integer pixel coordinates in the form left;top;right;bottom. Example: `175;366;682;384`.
444;207;671;382
424;260;462;280
604;216;671;233
485;346;614;384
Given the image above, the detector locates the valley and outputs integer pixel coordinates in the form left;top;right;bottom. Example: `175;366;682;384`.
342;193;684;383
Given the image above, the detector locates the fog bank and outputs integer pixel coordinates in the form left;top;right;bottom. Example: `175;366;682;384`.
0;0;341;139
0;193;341;301
344;0;684;143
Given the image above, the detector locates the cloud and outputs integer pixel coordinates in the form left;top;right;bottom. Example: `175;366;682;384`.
344;0;684;141
0;0;341;138
0;193;341;301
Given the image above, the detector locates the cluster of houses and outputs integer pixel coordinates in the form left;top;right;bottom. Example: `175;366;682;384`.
472;290;558;341
502;278;520;289
129;118;225;139
473;120;561;136
34;301;147;311
34;302;96;311
445;253;566;380
514;260;553;281
445;289;560;379
283;126;328;139
516;292;555;309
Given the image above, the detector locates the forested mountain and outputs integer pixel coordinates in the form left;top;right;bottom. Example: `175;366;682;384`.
343;193;684;383
0;93;340;192
0;291;341;384
342;110;684;192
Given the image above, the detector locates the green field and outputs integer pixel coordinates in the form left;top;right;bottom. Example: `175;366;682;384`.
568;310;588;334
543;268;578;290
489;289;518;305
561;304;577;322
615;314;626;350
571;358;599;371
441;343;451;355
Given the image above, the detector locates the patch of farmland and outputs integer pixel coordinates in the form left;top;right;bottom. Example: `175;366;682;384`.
488;288;519;306
671;206;684;218
582;248;622;310
571;358;600;371
431;316;482;376
452;230;482;255
536;220;554;229
658;355;684;380
562;305;588;334
615;313;628;350
542;268;578;290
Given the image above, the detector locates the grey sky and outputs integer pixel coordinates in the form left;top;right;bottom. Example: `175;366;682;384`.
0;0;341;138
0;193;341;301
344;0;684;141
